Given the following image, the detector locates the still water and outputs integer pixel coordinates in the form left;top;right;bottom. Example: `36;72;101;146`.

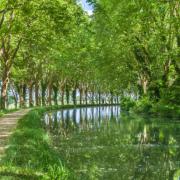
43;106;180;180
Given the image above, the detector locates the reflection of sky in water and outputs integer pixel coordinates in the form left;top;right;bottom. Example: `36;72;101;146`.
44;106;120;127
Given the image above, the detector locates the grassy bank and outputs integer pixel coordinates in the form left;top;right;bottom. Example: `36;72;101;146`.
121;97;180;119
0;106;74;179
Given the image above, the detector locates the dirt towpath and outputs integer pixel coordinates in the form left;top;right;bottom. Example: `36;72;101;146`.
0;109;30;156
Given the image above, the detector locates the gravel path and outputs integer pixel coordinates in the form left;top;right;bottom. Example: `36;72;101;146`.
0;109;30;156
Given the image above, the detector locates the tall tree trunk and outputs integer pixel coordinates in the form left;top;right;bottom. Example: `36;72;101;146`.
35;82;39;106
98;91;101;105
19;90;24;108
48;83;52;106
16;84;24;108
91;91;94;104
1;69;10;109
29;83;34;107
102;96;105;104
72;89;76;105
41;83;46;106
23;84;27;107
116;95;119;104
85;89;88;105
79;88;83;105
110;91;114;104
61;87;64;105
66;87;70;105
53;85;58;105
142;79;148;95
10;83;18;108
162;60;171;88
0;11;22;109
140;75;148;96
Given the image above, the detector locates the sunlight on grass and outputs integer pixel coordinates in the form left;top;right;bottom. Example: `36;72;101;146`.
0;107;71;179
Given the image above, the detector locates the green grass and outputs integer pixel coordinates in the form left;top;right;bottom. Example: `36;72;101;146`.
0;106;72;179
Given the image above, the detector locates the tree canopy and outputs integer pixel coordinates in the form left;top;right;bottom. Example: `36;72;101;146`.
0;0;179;109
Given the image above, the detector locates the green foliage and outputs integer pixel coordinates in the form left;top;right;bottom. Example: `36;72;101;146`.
151;103;180;119
46;164;69;180
90;0;179;107
133;97;153;114
0;0;179;115
120;97;135;111
160;79;180;105
129;97;180;118
173;169;180;180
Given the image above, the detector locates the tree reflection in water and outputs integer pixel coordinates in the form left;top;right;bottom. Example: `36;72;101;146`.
43;106;180;180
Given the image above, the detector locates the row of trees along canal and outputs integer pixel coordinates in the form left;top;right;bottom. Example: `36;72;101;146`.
0;0;179;109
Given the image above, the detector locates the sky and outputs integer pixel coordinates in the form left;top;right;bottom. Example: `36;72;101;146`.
79;0;93;15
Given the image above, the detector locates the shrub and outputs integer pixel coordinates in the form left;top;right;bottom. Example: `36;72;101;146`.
151;102;180;118
133;97;153;114
120;97;136;111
